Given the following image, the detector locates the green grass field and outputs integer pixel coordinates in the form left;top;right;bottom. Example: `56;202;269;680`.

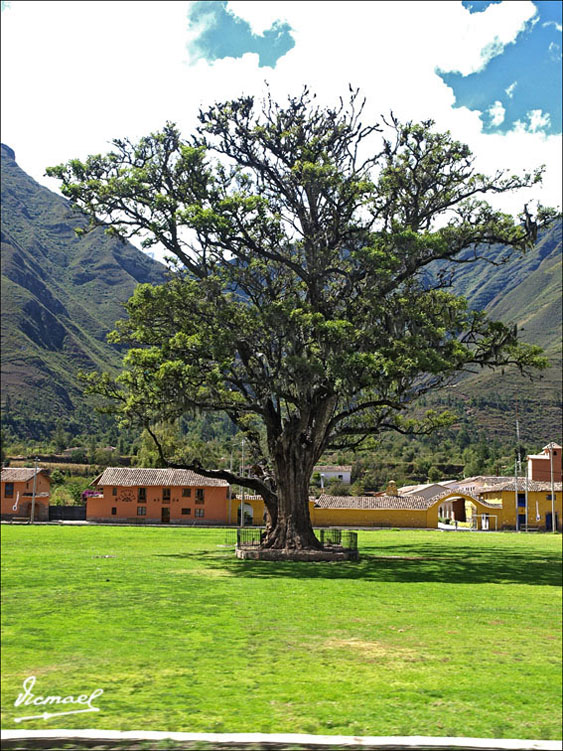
1;526;561;740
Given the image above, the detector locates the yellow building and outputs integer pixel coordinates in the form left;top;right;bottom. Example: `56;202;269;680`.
312;490;501;529
231;488;501;530
480;480;562;531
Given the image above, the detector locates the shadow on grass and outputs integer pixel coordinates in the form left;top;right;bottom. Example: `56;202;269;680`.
156;543;562;587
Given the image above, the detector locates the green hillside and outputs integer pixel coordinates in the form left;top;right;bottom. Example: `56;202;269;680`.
1;143;166;439
428;222;562;444
1;141;561;448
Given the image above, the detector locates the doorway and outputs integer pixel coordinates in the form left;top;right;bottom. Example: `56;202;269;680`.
161;508;170;523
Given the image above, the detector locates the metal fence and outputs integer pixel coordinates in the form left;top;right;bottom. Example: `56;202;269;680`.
319;528;358;551
228;527;358;552
48;505;86;521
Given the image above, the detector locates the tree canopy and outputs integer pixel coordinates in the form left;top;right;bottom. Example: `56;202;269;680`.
48;88;556;550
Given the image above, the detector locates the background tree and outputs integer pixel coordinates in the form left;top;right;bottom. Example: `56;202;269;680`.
52;418;68;453
48;89;556;551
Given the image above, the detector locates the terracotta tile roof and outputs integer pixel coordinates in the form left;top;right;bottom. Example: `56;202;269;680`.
315;493;432;510
481;479;563;494
316;489;501;511
458;476;514;486
94;467;229;488
1;468;49;483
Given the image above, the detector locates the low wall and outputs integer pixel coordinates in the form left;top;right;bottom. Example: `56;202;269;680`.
1;730;559;751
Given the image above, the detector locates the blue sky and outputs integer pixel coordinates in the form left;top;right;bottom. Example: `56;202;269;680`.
441;0;562;134
1;0;561;234
187;1;294;68
184;0;561;136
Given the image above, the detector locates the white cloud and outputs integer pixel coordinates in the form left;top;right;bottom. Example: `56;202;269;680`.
548;41;562;61
505;80;518;98
1;0;560;236
488;100;505;127
543;20;563;32
514;109;552;133
434;0;537;75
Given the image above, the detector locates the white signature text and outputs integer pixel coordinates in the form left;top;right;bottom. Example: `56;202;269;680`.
14;676;103;722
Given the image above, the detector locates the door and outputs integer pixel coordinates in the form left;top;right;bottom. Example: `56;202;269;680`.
518;514;526;529
161;508;170;523
546;513;558;531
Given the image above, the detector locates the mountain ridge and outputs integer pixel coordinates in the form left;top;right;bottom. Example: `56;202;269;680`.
1;143;561;444
1;143;166;438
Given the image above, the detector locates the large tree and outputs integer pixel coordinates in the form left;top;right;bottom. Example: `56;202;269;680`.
48;89;556;550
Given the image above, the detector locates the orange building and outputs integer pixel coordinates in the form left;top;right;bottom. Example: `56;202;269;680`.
89;467;230;524
527;442;562;483
1;467;51;521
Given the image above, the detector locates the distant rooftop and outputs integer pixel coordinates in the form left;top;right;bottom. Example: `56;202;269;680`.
314;493;432;511
1;468;50;483
481;480;563;494
94;467;229;488
316;490;499;511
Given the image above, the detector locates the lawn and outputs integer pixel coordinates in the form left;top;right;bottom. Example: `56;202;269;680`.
1;526;561;740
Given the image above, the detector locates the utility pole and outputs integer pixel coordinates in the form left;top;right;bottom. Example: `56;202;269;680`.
524;464;529;533
515;403;522;532
240;438;245;528
228;444;233;525
514;460;519;532
30;458;38;524
550;445;556;533
515;403;522;475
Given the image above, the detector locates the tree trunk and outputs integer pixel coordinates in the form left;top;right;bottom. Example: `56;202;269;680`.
260;394;337;551
261;441;322;550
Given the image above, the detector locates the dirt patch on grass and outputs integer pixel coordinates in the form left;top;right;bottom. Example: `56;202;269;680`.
322;637;424;662
170;568;234;578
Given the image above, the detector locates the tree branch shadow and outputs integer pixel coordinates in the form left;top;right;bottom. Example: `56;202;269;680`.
156;541;562;587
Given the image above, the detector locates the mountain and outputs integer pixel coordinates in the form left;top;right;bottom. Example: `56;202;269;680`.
1;143;166;439
428;222;562;444
1;143;561;445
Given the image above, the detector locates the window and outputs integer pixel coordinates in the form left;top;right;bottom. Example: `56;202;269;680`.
182;488;191;497
111;507;117;516
112;487;117;496
181;508;191;515
137;506;147;516
195;488;205;504
138;487;146;502
4;483;14;498
163;488;171;503
517;493;526;507
195;508;204;518
546;494;553;501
